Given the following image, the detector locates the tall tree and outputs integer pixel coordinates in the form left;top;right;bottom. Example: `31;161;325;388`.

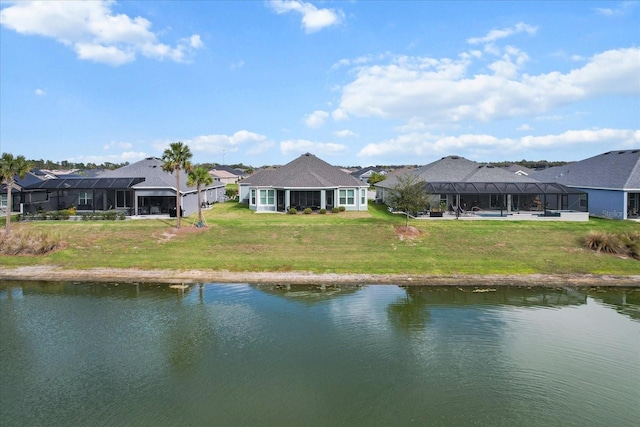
1;153;32;236
388;173;429;226
162;142;192;228
187;166;213;226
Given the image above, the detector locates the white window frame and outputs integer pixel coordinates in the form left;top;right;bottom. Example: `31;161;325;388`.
361;189;366;205
79;192;93;205
339;189;355;205
259;189;274;205
0;193;7;209
251;189;256;205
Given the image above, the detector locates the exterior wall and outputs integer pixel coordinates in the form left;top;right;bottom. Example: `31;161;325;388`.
245;186;369;212
579;188;626;220
239;184;251;204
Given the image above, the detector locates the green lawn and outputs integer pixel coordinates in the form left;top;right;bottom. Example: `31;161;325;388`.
1;202;639;275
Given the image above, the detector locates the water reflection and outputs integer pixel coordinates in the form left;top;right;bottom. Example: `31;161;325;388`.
1;281;638;427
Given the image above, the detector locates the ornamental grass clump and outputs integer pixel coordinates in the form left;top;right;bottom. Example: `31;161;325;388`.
0;229;64;255
303;208;312;215
582;231;640;260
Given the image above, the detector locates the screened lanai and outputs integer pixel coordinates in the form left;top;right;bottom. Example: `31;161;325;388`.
421;181;588;213
22;177;145;214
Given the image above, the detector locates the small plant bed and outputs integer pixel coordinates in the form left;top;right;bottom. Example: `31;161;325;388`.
18;210;126;221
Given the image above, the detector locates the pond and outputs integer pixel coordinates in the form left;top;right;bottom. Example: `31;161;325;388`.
1;282;638;426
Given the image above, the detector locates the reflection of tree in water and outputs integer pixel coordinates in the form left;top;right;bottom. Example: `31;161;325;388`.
387;287;431;333
165;284;217;371
587;287;640;321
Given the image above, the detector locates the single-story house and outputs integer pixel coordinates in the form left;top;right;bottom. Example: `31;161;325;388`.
375;155;587;215
533;149;640;220
351;166;386;182
20;157;226;216
239;153;369;212
209;168;241;184
1;171;47;214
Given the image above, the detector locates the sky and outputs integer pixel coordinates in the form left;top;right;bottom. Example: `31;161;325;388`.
0;0;639;168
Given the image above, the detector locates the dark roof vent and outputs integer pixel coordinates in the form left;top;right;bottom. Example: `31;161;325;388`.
604;151;611;155
451;156;459;159
618;151;626;154
632;150;639;154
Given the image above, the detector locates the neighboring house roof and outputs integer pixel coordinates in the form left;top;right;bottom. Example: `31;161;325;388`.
100;157;223;192
378;155;537;189
212;165;247;176
505;164;534;176
242;153;368;188
1;171;46;192
209;169;238;179
532;149;640;190
351;166;385;178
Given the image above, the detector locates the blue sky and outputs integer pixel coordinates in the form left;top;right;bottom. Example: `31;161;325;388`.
1;1;638;167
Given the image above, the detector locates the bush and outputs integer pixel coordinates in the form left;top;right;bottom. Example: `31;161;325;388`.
319;208;327;214
332;207;340;214
582;231;640;260
0;229;64;255
303;207;312;214
288;208;298;215
339;206;346;212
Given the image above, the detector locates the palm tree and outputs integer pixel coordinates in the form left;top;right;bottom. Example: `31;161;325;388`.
162;142;192;228
1;153;32;236
187;166;213;226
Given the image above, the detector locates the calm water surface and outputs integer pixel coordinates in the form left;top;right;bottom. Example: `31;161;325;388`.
1;282;638;426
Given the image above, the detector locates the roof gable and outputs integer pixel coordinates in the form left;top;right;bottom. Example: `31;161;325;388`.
533;150;640;189
242;153;366;188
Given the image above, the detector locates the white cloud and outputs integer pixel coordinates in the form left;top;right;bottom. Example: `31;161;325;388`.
185;130;270;154
304;110;329;128
70;151;148;164
331;108;349;121
0;0;204;66
357;128;639;159
268;0;344;33
280;139;348;156
467;22;538;45
595;1;636;16
34;88;46;96
103;141;133;150
516;124;533;131
335;47;640;125
230;60;245;70
333;129;359;138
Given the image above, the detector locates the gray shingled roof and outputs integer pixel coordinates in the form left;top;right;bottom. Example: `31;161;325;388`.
100;157;223;192
378;155;537;189
242;153;367;188
532;149;640;190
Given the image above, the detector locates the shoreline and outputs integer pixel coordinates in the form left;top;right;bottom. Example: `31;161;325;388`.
1;266;639;287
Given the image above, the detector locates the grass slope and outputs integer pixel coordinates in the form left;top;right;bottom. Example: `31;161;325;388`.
1;202;638;275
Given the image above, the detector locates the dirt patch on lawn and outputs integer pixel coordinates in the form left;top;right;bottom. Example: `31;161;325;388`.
395;225;422;241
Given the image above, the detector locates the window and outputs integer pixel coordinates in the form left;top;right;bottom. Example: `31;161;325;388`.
79;192;92;205
116;190;131;208
0;194;6;208
339;189;355;205
259;189;274;205
579;194;587;208
361;189;366;205
251;189;256;205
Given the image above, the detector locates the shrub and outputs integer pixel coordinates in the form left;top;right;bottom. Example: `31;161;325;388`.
582;231;640;259
0;229;64;255
319;208;327;214
288;208;298;215
303;207;312;214
332;207;340;214
338;206;346;212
